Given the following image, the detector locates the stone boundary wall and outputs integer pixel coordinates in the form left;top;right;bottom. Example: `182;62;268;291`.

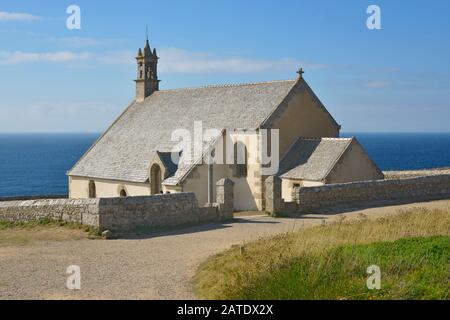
97;193;226;231
383;168;450;180
265;174;450;215
294;174;450;213
0;179;234;232
0;198;99;226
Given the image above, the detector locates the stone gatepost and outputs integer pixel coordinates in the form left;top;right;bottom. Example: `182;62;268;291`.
265;175;283;215
216;178;234;219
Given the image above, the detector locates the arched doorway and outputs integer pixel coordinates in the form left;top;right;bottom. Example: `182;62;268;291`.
150;164;162;195
88;180;96;198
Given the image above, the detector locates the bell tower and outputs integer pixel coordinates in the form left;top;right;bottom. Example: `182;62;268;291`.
135;36;160;102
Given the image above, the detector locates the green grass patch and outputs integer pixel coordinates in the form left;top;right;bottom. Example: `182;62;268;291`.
195;208;450;300
238;236;449;300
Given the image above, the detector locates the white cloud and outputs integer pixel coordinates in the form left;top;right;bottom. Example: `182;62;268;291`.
0;47;326;74
0;101;121;132
0;51;93;64
368;67;400;74
98;50;135;65
0;11;41;22
25;101;117;116
364;81;391;88
96;47;326;74
71;48;320;74
158;47;324;74
48;36;127;47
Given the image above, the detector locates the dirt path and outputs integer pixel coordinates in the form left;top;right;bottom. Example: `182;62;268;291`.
0;199;448;300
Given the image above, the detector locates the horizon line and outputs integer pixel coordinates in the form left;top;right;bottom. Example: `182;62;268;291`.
1;131;450;135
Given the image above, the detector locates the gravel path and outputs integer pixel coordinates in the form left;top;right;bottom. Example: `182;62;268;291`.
1;200;449;300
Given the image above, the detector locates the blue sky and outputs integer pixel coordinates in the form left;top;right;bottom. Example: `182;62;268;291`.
0;0;449;132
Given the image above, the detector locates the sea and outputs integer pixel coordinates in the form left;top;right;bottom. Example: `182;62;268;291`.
0;133;449;197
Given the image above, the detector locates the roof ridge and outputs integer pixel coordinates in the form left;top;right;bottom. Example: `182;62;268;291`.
155;79;295;93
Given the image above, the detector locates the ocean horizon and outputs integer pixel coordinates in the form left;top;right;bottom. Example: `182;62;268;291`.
0;132;449;197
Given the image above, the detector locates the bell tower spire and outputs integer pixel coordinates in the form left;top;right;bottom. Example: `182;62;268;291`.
135;30;160;102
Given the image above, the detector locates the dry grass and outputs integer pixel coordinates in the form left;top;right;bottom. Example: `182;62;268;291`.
0;227;92;246
0;219;100;246
195;207;450;299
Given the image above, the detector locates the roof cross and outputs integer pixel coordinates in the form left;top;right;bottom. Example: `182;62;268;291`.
297;67;305;79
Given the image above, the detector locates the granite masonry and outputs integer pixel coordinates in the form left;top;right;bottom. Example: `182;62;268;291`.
0;198;99;226
2;173;449;231
0;179;234;232
383;168;450;180
265;174;450;215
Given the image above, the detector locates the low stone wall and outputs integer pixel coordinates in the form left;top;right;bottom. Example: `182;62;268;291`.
383;168;450;180
0;179;235;232
98;179;234;231
97;193;227;231
0;198;99;226
293;174;450;213
265;174;450;215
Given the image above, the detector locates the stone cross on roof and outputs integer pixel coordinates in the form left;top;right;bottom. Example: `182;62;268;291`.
297;67;305;79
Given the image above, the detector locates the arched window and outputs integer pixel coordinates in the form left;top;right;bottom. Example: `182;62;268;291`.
139;62;143;78
150;164;162;195
88;180;96;198
234;142;248;177
119;189;127;198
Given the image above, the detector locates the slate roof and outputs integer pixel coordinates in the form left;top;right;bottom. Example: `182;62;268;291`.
68;80;297;184
279;138;354;181
155;151;179;177
162;133;223;186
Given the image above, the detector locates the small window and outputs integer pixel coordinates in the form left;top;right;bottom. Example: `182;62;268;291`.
120;189;127;197
88;180;96;198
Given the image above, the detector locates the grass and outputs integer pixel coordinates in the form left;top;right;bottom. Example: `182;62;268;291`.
238;236;449;300
195;207;450;300
0;218;101;235
0;218;101;246
0;233;32;246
